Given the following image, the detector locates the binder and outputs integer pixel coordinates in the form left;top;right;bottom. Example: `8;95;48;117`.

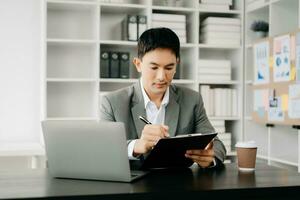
100;51;110;78
110;52;120;78
141;132;217;169
137;15;147;38
119;52;130;79
122;15;138;41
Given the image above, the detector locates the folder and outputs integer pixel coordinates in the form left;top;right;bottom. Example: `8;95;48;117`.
119;52;130;79
137;15;147;38
100;51;110;78
141;132;217;169
122;15;138;41
109;52;120;78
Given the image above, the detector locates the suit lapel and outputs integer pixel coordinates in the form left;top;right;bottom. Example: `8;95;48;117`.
165;86;179;137
131;81;146;139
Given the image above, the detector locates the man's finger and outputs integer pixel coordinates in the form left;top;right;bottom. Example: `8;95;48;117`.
205;141;214;150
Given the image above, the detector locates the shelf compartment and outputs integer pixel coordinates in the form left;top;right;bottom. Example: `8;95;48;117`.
47;82;97;118
245;5;269;45
198;48;243;82
47;2;98;40
47;42;97;79
270;0;299;36
100;6;147;41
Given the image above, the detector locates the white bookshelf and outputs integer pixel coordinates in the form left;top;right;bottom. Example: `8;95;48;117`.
244;0;300;171
44;0;244;155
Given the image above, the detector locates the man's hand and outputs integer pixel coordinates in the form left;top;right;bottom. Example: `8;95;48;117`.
133;124;169;157
185;141;215;168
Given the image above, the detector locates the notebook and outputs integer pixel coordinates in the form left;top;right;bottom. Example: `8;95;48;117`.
41;120;148;182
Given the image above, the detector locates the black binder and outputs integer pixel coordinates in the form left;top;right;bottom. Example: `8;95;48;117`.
100;51;110;78
110;52;120;78
141;132;217;169
119;52;130;79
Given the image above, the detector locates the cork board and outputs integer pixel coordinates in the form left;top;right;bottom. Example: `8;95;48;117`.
251;31;300;126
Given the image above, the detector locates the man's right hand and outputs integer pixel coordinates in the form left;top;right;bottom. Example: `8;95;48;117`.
133;124;169;157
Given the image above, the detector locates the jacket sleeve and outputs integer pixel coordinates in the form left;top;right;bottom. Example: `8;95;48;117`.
99;95;133;146
194;93;227;164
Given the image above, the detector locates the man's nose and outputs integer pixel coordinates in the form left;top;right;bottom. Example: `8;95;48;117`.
156;69;166;80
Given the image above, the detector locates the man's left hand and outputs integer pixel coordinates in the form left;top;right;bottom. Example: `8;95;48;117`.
185;141;214;168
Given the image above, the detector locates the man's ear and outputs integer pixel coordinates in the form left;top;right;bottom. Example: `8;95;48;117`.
133;57;142;72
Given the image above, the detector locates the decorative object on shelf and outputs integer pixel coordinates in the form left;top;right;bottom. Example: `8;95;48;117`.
250;20;269;38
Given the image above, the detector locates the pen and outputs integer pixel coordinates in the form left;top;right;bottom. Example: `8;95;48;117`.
139;115;152;124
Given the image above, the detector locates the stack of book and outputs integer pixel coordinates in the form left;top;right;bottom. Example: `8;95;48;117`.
151;13;186;43
210;119;231;154
198;59;231;81
100;51;130;79
200;85;238;117
200;17;241;46
99;0;124;3
122;15;147;41
199;0;233;11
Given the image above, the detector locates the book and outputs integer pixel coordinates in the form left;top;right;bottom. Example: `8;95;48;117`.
198;74;231;81
202;17;241;26
201;31;241;39
100;51;110;78
119;52;130;79
200;0;232;5
198;67;231;75
198;59;231;67
109;52;120;78
202;24;241;33
152;21;186;29
201;38;240;46
201;35;241;43
199;4;229;11
232;89;238;116
122;15;138;41
152;13;186;22
137;15;147;38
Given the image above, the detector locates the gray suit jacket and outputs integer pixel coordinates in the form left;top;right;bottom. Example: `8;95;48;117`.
100;81;226;163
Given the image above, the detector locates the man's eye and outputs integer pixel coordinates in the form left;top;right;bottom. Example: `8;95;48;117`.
166;68;173;70
151;67;158;70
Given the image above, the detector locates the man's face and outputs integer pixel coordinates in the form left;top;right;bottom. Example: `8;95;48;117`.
134;48;177;98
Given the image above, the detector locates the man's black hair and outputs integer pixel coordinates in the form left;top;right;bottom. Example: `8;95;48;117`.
137;27;180;60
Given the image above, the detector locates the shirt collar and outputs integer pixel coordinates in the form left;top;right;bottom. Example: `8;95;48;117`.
140;79;169;109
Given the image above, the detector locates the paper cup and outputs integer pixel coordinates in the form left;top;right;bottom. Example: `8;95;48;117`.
235;141;257;171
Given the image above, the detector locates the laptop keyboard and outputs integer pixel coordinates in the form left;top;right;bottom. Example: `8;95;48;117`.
131;174;139;178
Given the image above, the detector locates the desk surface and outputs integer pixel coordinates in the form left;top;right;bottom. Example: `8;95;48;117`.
1;163;300;200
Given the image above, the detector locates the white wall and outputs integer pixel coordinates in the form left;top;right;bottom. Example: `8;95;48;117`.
0;0;42;145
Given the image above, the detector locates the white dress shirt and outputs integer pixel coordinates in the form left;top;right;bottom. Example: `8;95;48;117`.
127;80;216;167
127;80;169;159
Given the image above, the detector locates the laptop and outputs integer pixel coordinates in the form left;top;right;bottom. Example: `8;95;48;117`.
41;120;148;182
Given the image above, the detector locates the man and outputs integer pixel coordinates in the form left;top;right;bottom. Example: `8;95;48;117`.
100;27;226;168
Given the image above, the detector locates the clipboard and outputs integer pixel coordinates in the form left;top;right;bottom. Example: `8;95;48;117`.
141;132;218;169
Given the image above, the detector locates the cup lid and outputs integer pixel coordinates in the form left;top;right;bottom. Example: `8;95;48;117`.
235;141;257;148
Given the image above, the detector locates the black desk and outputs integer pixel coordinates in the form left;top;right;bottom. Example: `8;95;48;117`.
1;163;300;200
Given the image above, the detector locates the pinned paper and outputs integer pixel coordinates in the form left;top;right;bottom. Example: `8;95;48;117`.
281;94;289;111
269;56;273;68
291;35;296;60
291;67;296;80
